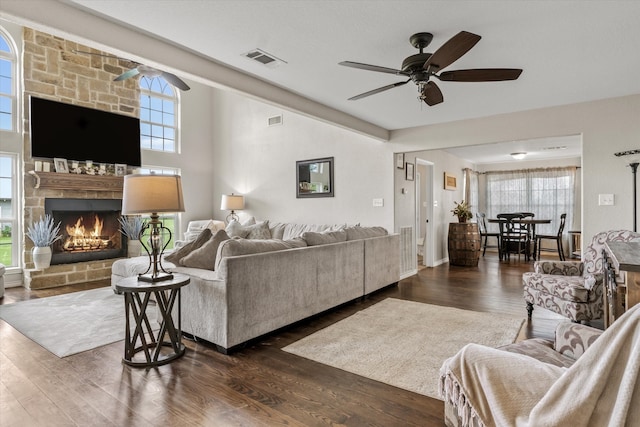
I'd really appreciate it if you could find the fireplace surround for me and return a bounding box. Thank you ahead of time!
[45,198,126,265]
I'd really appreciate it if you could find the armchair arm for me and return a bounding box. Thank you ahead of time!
[554,322,602,361]
[534,261,584,276]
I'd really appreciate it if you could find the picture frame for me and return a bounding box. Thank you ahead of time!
[53,158,69,173]
[444,172,457,190]
[115,164,127,176]
[396,153,405,169]
[405,162,414,181]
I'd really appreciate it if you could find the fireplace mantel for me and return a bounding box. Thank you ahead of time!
[29,171,124,192]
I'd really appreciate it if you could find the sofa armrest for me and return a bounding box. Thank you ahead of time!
[534,261,584,276]
[554,322,602,360]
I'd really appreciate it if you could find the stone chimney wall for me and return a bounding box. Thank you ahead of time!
[22,28,140,289]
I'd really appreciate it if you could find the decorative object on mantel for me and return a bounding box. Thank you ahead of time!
[26,214,62,270]
[118,216,147,257]
[220,193,245,223]
[122,174,185,282]
[614,149,640,232]
[451,200,472,223]
[53,158,69,173]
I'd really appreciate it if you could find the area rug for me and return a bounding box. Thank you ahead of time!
[283,298,524,400]
[0,287,156,358]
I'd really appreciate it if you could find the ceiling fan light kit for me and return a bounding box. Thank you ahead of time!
[510,152,527,160]
[340,31,522,106]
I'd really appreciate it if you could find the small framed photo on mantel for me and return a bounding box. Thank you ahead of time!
[53,158,69,173]
[115,164,127,176]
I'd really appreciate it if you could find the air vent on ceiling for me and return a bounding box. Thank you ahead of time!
[268,115,283,126]
[542,146,568,151]
[243,48,287,68]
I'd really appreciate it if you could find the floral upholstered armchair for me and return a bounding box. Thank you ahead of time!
[522,230,640,323]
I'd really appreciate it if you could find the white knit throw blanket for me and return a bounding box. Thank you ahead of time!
[440,303,640,426]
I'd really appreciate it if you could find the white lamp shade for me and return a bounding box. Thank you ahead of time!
[122,174,185,214]
[220,194,245,211]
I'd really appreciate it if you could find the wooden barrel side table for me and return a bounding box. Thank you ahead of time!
[448,222,481,267]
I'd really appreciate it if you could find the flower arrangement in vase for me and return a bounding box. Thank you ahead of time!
[451,200,473,223]
[26,214,62,269]
[118,216,148,257]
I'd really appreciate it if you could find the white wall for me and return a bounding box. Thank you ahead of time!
[210,88,394,230]
[390,95,640,244]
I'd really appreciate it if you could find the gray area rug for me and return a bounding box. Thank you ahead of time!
[0,287,156,358]
[283,298,524,400]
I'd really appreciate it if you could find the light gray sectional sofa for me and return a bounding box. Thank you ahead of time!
[111,220,400,353]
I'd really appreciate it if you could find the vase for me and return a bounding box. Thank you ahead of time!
[458,216,467,223]
[127,239,142,258]
[32,246,52,270]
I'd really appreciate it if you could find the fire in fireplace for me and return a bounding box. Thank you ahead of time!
[45,198,127,265]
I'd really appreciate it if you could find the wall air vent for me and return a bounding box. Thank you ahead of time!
[268,115,283,126]
[243,48,287,68]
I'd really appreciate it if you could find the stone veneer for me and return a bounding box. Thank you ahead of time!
[22,28,140,289]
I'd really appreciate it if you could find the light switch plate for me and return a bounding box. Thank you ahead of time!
[598,194,614,206]
[372,198,384,207]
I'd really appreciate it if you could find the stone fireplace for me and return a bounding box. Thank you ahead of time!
[45,198,126,265]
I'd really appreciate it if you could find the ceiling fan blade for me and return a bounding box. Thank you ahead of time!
[339,61,409,76]
[114,68,140,81]
[348,79,411,101]
[161,71,191,91]
[422,81,443,106]
[423,31,481,71]
[437,68,523,82]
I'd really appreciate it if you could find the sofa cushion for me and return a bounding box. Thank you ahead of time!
[225,219,270,239]
[180,230,230,270]
[215,238,307,269]
[302,230,347,246]
[279,223,347,240]
[165,228,212,265]
[500,338,576,368]
[523,273,593,302]
[345,226,388,240]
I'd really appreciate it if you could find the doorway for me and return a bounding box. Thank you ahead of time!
[415,159,434,267]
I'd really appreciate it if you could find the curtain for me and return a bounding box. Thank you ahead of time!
[485,167,576,235]
[464,168,479,219]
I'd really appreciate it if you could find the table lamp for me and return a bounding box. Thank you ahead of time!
[220,193,244,223]
[122,174,185,282]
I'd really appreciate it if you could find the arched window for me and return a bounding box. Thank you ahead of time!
[139,76,178,152]
[0,29,16,131]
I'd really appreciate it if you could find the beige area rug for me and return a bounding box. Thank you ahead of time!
[283,298,524,400]
[0,287,156,358]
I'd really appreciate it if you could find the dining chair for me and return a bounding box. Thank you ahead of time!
[497,213,530,261]
[536,213,567,260]
[476,213,501,256]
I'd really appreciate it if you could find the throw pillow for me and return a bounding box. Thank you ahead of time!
[226,220,271,239]
[165,228,212,265]
[302,229,348,246]
[180,230,230,270]
[225,220,250,238]
[345,226,388,240]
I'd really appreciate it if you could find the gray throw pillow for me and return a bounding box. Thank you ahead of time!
[226,220,271,239]
[302,229,348,246]
[180,230,230,270]
[165,228,212,265]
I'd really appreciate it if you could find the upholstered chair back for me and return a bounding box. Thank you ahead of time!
[582,230,640,275]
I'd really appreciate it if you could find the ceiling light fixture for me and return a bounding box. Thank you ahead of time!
[510,152,527,160]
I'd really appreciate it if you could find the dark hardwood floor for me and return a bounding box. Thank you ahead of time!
[1,253,570,426]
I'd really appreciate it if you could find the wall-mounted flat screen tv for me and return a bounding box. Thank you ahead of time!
[30,96,142,166]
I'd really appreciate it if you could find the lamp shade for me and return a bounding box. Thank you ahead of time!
[122,174,185,214]
[220,194,245,211]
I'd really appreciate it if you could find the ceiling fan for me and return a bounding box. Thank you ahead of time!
[72,50,190,91]
[339,31,522,106]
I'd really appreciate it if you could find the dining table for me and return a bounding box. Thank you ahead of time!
[488,217,552,260]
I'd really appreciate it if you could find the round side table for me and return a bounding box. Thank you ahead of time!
[115,273,190,368]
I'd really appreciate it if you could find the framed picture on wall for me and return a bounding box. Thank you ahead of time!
[405,162,415,181]
[396,153,405,169]
[444,172,457,190]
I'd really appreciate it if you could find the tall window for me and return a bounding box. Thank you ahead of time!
[139,76,178,152]
[0,31,15,131]
[137,166,182,249]
[485,167,576,235]
[0,154,17,267]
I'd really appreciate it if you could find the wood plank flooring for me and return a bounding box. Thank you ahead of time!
[0,254,572,426]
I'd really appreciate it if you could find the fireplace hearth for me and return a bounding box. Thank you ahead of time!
[45,198,126,265]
